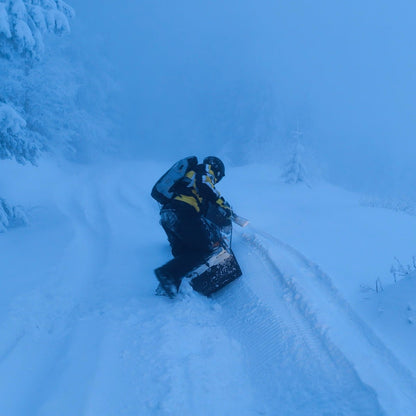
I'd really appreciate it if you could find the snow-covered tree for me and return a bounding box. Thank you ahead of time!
[0,0,74,231]
[282,125,309,185]
[0,0,74,165]
[0,0,74,61]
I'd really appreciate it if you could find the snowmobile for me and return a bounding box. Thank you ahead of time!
[151,156,248,297]
[154,212,247,297]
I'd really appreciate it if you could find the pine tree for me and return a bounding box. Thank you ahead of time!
[0,0,74,164]
[282,124,308,185]
[0,0,74,231]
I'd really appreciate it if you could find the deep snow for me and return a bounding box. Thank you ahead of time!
[1,159,416,415]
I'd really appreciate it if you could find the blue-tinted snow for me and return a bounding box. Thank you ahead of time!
[1,160,416,415]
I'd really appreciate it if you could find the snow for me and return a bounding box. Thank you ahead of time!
[1,1,74,60]
[0,197,27,232]
[1,159,416,415]
[0,3,11,38]
[0,103,26,135]
[28,5,48,34]
[0,103,38,164]
[3,1,416,414]
[10,0,27,21]
[45,9,70,34]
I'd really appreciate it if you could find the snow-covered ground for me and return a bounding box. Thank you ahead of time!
[1,159,416,415]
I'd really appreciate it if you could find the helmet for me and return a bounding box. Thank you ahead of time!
[203,156,225,182]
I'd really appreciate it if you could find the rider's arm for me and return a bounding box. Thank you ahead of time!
[197,168,232,218]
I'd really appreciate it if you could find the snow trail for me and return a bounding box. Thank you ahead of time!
[1,163,414,415]
[240,227,416,415]
[215,238,385,416]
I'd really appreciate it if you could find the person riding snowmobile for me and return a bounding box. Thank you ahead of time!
[156,156,233,295]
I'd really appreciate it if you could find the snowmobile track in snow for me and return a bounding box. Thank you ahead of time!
[212,232,384,415]
[237,228,416,416]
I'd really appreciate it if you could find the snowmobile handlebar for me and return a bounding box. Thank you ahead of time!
[232,213,249,228]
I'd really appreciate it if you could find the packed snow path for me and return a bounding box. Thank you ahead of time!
[0,162,415,415]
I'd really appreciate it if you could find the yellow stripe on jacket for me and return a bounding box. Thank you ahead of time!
[173,167,228,214]
[174,170,202,212]
[174,194,200,212]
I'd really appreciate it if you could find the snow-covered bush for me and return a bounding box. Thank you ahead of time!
[360,196,416,217]
[390,257,416,283]
[0,197,27,232]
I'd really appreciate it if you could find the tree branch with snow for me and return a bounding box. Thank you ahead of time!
[0,0,74,60]
[0,102,39,164]
[0,197,27,232]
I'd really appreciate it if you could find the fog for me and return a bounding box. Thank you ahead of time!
[70,0,416,197]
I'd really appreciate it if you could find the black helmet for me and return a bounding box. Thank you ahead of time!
[203,156,225,182]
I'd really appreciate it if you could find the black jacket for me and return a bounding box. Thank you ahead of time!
[170,163,232,220]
